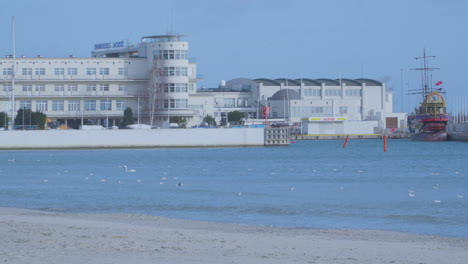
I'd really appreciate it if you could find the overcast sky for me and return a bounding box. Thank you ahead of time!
[1,0,467,113]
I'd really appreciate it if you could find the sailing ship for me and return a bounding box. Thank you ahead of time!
[407,50,449,141]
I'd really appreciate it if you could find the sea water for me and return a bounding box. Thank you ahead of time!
[0,139,467,238]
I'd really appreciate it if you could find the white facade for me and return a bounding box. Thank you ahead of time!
[1,34,405,133]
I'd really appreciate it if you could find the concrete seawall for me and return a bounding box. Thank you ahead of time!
[0,128,265,150]
[448,123,468,142]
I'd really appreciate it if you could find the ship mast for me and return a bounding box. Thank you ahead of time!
[413,49,439,99]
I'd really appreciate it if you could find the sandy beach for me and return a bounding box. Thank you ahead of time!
[1,207,467,264]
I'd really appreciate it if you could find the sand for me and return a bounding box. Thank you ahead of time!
[1,207,467,264]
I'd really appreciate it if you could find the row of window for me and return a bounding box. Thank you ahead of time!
[155,50,188,60]
[161,99,188,109]
[19,99,128,112]
[3,84,129,92]
[304,89,363,97]
[290,105,362,116]
[2,67,129,76]
[162,83,188,93]
[159,67,188,77]
[219,98,250,107]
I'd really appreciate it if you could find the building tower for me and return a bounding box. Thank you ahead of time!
[138,35,196,127]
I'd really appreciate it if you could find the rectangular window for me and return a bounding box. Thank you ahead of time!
[175,83,187,92]
[306,89,321,96]
[175,99,187,109]
[67,84,78,91]
[36,100,48,111]
[84,100,96,111]
[35,84,45,92]
[224,98,235,107]
[161,67,188,77]
[118,84,128,91]
[345,89,362,96]
[3,84,12,91]
[19,100,32,109]
[170,99,175,109]
[86,84,96,91]
[100,99,112,111]
[54,84,65,92]
[67,68,78,75]
[22,84,32,92]
[116,99,128,110]
[86,68,96,75]
[3,68,13,75]
[99,68,109,75]
[156,50,187,60]
[52,100,64,111]
[35,68,45,75]
[340,106,348,114]
[99,84,109,91]
[237,98,248,107]
[118,68,128,75]
[54,68,64,75]
[68,100,80,111]
[325,89,341,96]
[22,68,32,75]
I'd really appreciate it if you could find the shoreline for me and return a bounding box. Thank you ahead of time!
[1,207,467,264]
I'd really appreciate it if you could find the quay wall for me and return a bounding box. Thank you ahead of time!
[0,128,265,149]
[448,123,468,142]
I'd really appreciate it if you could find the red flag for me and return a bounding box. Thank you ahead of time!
[435,81,443,86]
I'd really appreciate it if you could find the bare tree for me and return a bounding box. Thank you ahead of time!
[146,56,167,126]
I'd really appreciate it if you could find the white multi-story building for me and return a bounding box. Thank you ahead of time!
[1,34,197,129]
[0,34,405,133]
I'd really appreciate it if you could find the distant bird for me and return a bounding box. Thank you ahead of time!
[7,158,15,162]
[123,165,136,173]
[434,200,441,204]
[408,191,416,198]
[289,187,295,191]
[159,182,164,185]
[176,183,183,187]
[235,192,242,196]
[457,194,464,199]
[433,184,440,190]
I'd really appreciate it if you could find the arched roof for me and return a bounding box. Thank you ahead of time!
[315,79,340,85]
[253,78,280,86]
[355,78,382,86]
[339,78,362,86]
[298,78,322,86]
[270,89,301,100]
[275,78,301,86]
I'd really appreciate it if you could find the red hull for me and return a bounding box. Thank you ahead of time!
[411,132,447,141]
